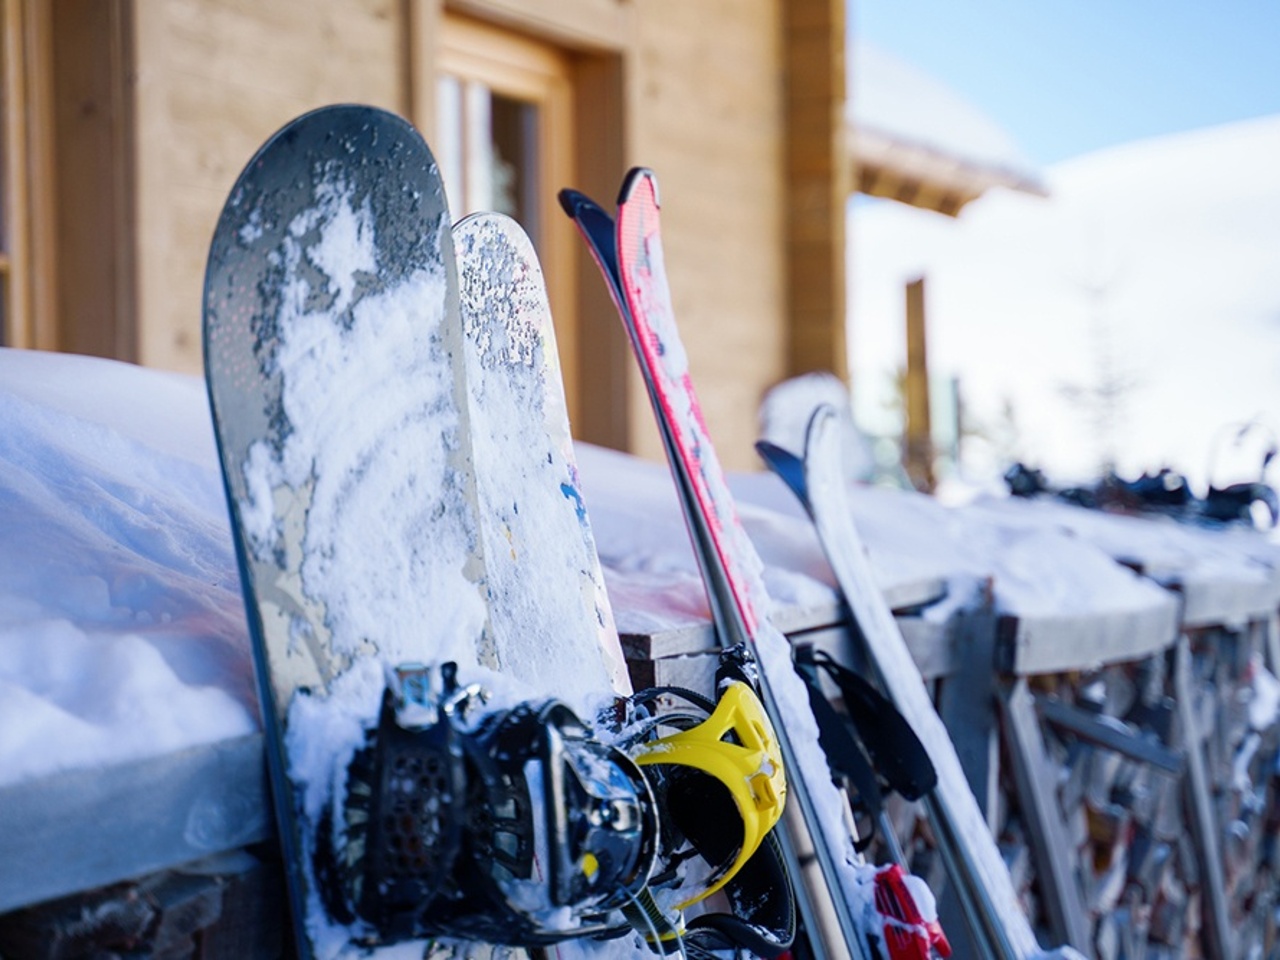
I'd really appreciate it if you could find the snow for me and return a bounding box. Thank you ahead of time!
[3,342,1279,960]
[730,460,1173,626]
[577,443,840,637]
[968,494,1280,605]
[850,39,1038,181]
[0,348,256,788]
[232,181,490,674]
[4,345,1270,790]
[850,113,1280,492]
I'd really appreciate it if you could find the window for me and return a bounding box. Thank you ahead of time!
[436,13,580,420]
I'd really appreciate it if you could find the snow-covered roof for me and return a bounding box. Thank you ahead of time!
[849,40,1046,215]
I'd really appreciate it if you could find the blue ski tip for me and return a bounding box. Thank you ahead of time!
[755,440,812,515]
[557,188,596,218]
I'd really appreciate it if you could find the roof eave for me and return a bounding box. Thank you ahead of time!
[850,123,1048,217]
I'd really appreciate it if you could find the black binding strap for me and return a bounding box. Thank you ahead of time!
[683,830,796,958]
[795,651,884,852]
[795,645,937,839]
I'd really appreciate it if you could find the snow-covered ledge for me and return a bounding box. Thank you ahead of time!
[0,349,942,912]
[4,347,1278,920]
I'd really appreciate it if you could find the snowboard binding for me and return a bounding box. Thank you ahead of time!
[316,662,659,946]
[315,656,796,956]
[615,647,797,957]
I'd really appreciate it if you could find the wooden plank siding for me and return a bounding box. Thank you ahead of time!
[2,0,57,351]
[130,0,404,374]
[15,0,848,472]
[624,0,788,468]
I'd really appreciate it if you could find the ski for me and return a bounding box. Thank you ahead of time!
[757,406,1043,960]
[561,171,882,960]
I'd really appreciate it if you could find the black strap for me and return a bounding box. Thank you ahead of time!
[809,649,937,801]
[683,830,796,958]
[794,650,884,852]
[795,645,936,819]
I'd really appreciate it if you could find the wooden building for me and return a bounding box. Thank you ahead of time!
[0,0,850,470]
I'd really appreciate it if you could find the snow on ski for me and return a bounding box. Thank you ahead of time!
[758,406,1051,960]
[562,170,881,960]
[453,211,631,711]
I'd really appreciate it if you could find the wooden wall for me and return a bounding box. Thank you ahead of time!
[129,0,406,374]
[40,0,846,472]
[624,0,787,467]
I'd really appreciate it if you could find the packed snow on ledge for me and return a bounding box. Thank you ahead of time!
[2,346,1275,789]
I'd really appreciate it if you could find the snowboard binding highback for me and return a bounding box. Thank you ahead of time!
[315,661,659,946]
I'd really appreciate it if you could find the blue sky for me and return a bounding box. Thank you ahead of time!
[852,0,1280,165]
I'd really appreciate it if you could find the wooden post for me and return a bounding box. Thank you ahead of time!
[999,677,1093,953]
[904,276,934,491]
[1173,634,1234,960]
[783,0,849,380]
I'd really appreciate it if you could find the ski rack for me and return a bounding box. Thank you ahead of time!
[559,179,869,960]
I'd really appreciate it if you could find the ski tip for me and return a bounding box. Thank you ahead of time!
[617,167,659,208]
[557,188,591,219]
[755,440,811,511]
[754,438,800,468]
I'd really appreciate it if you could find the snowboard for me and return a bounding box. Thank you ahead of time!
[561,170,882,959]
[757,407,1043,960]
[204,106,645,959]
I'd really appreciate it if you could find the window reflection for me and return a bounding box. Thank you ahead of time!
[437,76,540,248]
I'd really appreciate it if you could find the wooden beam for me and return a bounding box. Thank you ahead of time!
[1173,634,1234,960]
[2,0,58,350]
[49,0,137,362]
[904,276,933,491]
[21,0,58,351]
[783,0,848,380]
[445,0,633,51]
[999,677,1093,953]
